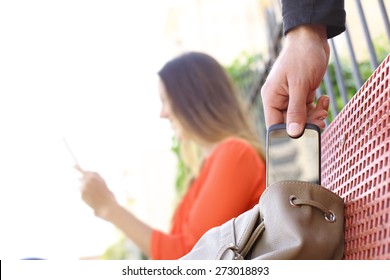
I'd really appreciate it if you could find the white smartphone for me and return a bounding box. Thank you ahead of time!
[266,123,321,187]
[62,137,80,166]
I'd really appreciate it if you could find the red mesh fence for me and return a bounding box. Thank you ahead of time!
[321,54,390,259]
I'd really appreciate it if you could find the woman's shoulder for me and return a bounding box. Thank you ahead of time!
[216,137,254,149]
[205,137,265,171]
[212,137,260,158]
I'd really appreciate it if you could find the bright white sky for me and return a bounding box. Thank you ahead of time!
[0,0,177,259]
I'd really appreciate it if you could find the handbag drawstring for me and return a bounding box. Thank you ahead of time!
[289,195,337,223]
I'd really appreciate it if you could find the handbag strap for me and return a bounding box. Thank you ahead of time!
[238,220,265,258]
[215,218,240,259]
[216,219,265,260]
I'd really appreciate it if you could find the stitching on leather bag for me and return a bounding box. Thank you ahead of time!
[259,181,344,206]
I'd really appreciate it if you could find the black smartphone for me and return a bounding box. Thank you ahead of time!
[266,123,321,187]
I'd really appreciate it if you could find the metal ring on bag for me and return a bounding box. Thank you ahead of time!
[289,195,300,207]
[324,210,337,223]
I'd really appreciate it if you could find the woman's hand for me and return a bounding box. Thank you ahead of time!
[75,165,153,256]
[75,165,118,220]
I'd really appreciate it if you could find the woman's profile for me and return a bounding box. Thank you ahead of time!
[77,52,268,259]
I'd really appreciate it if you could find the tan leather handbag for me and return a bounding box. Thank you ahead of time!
[181,181,344,260]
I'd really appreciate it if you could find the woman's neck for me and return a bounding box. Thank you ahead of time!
[201,141,219,158]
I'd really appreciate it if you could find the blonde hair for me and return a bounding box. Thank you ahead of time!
[158,52,265,186]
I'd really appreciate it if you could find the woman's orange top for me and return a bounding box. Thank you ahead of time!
[150,137,266,259]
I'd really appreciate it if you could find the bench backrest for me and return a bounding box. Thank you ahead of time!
[321,54,390,259]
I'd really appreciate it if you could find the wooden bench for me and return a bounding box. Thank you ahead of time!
[321,54,390,259]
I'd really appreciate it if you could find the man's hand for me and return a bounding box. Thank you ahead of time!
[261,24,330,136]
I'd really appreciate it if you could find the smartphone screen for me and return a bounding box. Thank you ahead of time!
[266,123,321,186]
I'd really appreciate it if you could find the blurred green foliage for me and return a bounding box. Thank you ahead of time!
[171,136,191,196]
[321,36,389,120]
[101,237,127,260]
[225,52,264,100]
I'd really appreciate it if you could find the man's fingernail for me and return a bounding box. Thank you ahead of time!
[287,123,302,137]
[323,97,330,108]
[319,115,327,121]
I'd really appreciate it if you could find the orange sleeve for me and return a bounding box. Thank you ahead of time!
[150,139,266,259]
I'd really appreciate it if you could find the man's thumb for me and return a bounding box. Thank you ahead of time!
[286,88,307,137]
